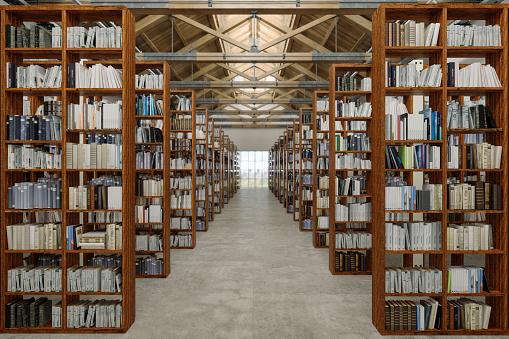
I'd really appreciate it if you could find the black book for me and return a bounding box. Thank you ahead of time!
[67,63,75,88]
[478,105,486,129]
[6,25,13,48]
[434,304,442,329]
[485,106,497,128]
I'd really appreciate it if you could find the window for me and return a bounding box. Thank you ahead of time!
[240,151,268,188]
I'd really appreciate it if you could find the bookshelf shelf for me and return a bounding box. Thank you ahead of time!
[293,117,300,222]
[298,108,313,232]
[328,64,373,275]
[196,108,209,232]
[373,3,509,335]
[0,5,136,333]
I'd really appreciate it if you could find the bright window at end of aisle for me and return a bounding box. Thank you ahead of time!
[240,151,268,188]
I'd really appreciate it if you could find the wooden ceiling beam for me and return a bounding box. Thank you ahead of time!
[258,15,334,51]
[175,15,251,51]
[259,16,330,53]
[215,63,253,80]
[321,16,339,46]
[349,33,367,52]
[256,63,293,80]
[141,33,161,52]
[343,15,372,35]
[136,15,168,36]
[179,16,248,53]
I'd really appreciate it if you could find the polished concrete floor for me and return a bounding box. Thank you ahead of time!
[2,188,505,339]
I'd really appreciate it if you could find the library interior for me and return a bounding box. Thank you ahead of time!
[1,0,509,337]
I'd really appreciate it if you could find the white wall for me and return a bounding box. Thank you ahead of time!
[222,128,286,151]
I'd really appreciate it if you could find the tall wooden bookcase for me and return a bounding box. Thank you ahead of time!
[168,90,196,249]
[327,64,373,275]
[213,127,222,214]
[196,108,208,232]
[207,118,215,222]
[234,145,239,192]
[228,140,234,200]
[221,133,229,205]
[293,118,300,222]
[372,3,509,334]
[0,5,135,332]
[286,126,294,214]
[278,135,285,204]
[269,144,276,195]
[134,61,171,278]
[313,90,330,248]
[299,108,313,231]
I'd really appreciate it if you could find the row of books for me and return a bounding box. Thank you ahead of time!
[334,250,366,272]
[136,94,163,116]
[7,265,62,292]
[335,201,372,221]
[447,266,489,294]
[170,157,192,170]
[316,98,329,112]
[318,175,329,189]
[385,184,442,210]
[68,100,122,130]
[170,137,192,150]
[385,221,442,251]
[6,114,62,141]
[66,142,122,169]
[335,101,372,118]
[136,177,163,196]
[170,191,192,209]
[335,231,372,249]
[170,234,192,247]
[135,255,164,275]
[360,78,371,91]
[447,298,491,330]
[67,63,122,88]
[386,145,441,170]
[135,126,163,143]
[6,64,62,89]
[316,231,329,246]
[335,75,356,91]
[170,217,192,230]
[8,178,62,210]
[24,99,63,116]
[174,97,193,111]
[385,21,440,47]
[5,24,53,48]
[447,24,501,47]
[136,150,163,169]
[316,140,329,156]
[66,299,122,328]
[447,143,502,169]
[135,234,163,252]
[67,265,122,293]
[447,102,497,130]
[171,116,193,130]
[385,298,441,331]
[316,157,329,169]
[315,192,329,209]
[335,133,371,152]
[135,74,164,89]
[385,266,442,294]
[79,227,122,250]
[335,153,372,169]
[135,205,162,223]
[385,63,442,88]
[301,125,313,139]
[447,223,494,251]
[88,211,122,223]
[6,223,61,250]
[7,145,62,170]
[447,62,501,87]
[384,103,442,140]
[448,182,502,210]
[334,175,366,196]
[67,26,122,48]
[68,185,122,210]
[5,297,52,328]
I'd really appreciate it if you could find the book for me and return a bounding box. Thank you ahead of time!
[447,62,501,87]
[385,62,442,87]
[447,24,501,47]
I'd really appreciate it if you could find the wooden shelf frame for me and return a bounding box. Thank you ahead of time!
[293,118,300,222]
[328,64,373,276]
[299,108,314,232]
[207,118,215,222]
[312,90,330,248]
[372,3,509,335]
[0,5,135,333]
[213,126,223,214]
[133,61,171,279]
[168,90,197,249]
[285,125,295,214]
[196,108,209,232]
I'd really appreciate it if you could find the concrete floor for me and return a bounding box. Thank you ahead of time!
[2,188,508,339]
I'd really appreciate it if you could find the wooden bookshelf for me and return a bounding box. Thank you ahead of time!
[313,90,330,248]
[221,133,229,205]
[299,108,313,232]
[328,64,373,276]
[0,5,135,333]
[213,127,222,214]
[293,118,300,222]
[278,135,285,204]
[169,90,196,249]
[269,144,275,195]
[207,118,215,222]
[234,145,239,192]
[134,61,171,279]
[372,3,509,334]
[228,140,235,200]
[196,108,208,232]
[285,126,294,214]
